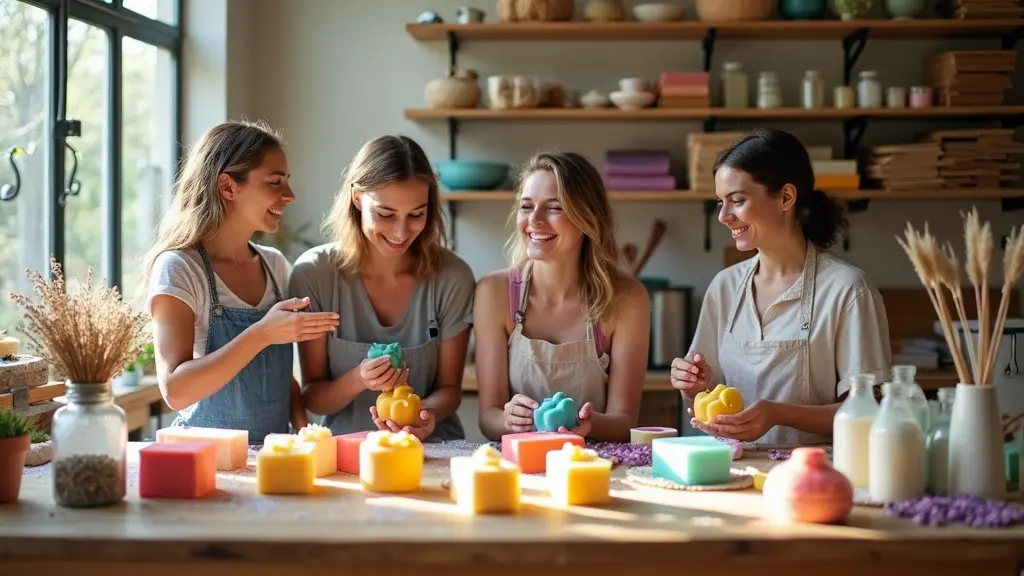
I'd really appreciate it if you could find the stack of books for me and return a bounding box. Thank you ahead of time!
[604,150,676,191]
[923,128,1024,188]
[686,132,745,192]
[939,0,1024,19]
[925,50,1017,106]
[809,146,861,191]
[657,72,710,108]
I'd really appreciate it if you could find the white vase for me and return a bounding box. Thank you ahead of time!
[947,383,1006,499]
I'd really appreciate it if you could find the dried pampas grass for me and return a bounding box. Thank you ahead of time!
[896,208,1024,386]
[8,258,149,384]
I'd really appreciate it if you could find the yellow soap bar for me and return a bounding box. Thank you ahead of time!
[375,384,422,428]
[693,384,744,423]
[257,436,315,495]
[360,430,423,493]
[545,442,612,507]
[298,424,338,478]
[0,333,18,357]
[450,445,520,515]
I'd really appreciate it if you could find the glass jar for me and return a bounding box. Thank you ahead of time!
[868,382,926,503]
[891,364,930,433]
[757,71,782,109]
[910,86,933,108]
[512,75,540,108]
[51,381,127,507]
[886,86,907,108]
[801,70,824,109]
[487,75,514,109]
[721,62,749,109]
[857,70,882,108]
[925,387,955,495]
[832,373,879,490]
[833,85,855,109]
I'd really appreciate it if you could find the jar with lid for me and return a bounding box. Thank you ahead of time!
[910,86,933,108]
[857,70,882,108]
[721,62,749,109]
[891,364,930,433]
[51,381,128,507]
[801,70,824,109]
[832,373,879,490]
[925,387,955,495]
[757,71,782,109]
[833,85,855,109]
[868,382,926,503]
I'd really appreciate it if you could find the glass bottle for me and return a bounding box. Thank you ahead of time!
[925,387,955,495]
[50,381,128,507]
[857,70,882,108]
[892,364,930,434]
[869,382,926,503]
[801,70,824,109]
[721,62,749,109]
[833,374,879,490]
[757,71,782,109]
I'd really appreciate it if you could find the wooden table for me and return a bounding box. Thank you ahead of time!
[2,442,1022,576]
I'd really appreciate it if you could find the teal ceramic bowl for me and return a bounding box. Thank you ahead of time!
[435,160,510,191]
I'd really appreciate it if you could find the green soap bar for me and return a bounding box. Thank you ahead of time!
[652,436,731,486]
[1005,442,1020,485]
[368,342,402,369]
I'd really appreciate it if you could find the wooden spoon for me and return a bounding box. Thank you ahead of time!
[622,243,638,267]
[631,220,667,277]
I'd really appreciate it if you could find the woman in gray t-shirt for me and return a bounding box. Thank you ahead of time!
[289,135,474,441]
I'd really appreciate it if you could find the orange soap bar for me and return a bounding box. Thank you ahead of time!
[501,432,585,474]
[336,431,371,475]
[139,441,217,499]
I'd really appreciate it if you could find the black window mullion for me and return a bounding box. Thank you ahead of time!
[69,0,178,50]
[106,29,122,290]
[48,0,71,277]
[173,0,184,170]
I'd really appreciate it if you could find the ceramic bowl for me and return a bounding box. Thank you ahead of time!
[619,77,650,93]
[610,90,656,110]
[580,90,610,108]
[435,160,510,191]
[633,3,686,21]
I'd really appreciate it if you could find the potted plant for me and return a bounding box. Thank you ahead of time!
[0,408,33,503]
[137,342,155,375]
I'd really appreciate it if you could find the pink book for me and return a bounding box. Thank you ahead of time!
[659,71,710,87]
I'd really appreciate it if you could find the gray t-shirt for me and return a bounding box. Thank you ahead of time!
[289,243,475,439]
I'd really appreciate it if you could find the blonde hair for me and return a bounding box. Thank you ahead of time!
[324,135,448,280]
[506,152,625,324]
[142,120,283,282]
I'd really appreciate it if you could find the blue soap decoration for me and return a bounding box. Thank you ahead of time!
[534,392,579,432]
[367,342,402,370]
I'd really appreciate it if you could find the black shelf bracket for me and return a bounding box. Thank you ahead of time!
[447,117,459,160]
[702,199,716,252]
[447,30,460,70]
[704,117,717,132]
[1002,27,1024,50]
[702,28,717,73]
[842,28,869,86]
[843,116,868,159]
[1002,197,1024,212]
[447,201,459,249]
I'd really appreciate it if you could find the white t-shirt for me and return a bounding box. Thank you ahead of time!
[147,244,292,358]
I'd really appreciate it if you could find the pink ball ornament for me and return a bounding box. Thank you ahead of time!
[762,447,854,524]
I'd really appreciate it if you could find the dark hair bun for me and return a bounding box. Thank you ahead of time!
[801,189,848,250]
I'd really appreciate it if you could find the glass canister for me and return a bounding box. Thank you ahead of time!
[891,364,930,434]
[487,75,514,109]
[512,75,540,108]
[51,381,128,507]
[925,387,955,495]
[910,86,933,108]
[886,86,907,108]
[857,70,882,108]
[721,62,749,109]
[757,71,782,109]
[832,373,879,490]
[801,70,825,109]
[833,85,855,109]
[868,382,926,503]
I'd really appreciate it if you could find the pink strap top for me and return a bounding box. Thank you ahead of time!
[508,268,610,357]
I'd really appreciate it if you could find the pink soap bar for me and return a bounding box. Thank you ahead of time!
[139,441,217,499]
[156,426,248,471]
[501,432,585,474]
[336,431,371,474]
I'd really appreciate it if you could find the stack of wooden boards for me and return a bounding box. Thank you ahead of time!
[658,72,709,109]
[925,50,1016,106]
[687,132,745,191]
[938,0,1024,19]
[0,334,62,431]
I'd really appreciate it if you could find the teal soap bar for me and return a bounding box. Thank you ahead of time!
[367,342,402,370]
[534,392,579,432]
[652,436,731,486]
[1005,442,1020,485]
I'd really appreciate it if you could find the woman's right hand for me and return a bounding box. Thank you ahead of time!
[670,352,712,396]
[503,393,539,433]
[256,297,339,345]
[358,356,403,392]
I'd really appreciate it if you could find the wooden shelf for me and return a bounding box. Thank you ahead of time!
[441,188,1024,202]
[407,19,1023,42]
[406,106,1024,121]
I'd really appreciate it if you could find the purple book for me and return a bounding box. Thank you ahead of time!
[605,175,677,190]
[605,150,672,176]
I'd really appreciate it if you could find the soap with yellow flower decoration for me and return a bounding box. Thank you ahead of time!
[450,444,521,515]
[693,384,745,423]
[297,423,338,477]
[545,442,613,507]
[256,435,316,495]
[359,430,424,493]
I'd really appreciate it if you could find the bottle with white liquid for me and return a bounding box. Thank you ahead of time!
[892,365,931,434]
[925,387,955,495]
[833,374,879,490]
[869,382,926,503]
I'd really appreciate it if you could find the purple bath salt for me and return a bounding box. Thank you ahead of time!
[585,441,652,467]
[884,494,1024,528]
[769,449,790,461]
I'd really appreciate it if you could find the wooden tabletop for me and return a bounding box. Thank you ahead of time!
[1,442,1022,575]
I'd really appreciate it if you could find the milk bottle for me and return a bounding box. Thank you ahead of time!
[833,373,879,490]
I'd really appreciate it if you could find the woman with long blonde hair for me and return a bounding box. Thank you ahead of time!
[290,135,474,441]
[145,120,339,441]
[473,152,650,442]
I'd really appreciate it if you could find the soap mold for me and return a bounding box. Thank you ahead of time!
[368,342,402,370]
[534,392,579,432]
[693,384,745,423]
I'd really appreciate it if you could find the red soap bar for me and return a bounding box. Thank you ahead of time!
[336,431,371,475]
[139,441,217,499]
[501,432,585,474]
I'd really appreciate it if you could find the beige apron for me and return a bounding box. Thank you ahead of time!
[507,267,610,414]
[718,244,829,447]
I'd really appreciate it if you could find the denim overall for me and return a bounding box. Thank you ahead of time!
[171,242,292,442]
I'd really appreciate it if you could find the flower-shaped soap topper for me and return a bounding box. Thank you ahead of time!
[534,391,579,432]
[368,342,402,370]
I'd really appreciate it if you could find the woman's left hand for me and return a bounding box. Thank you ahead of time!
[370,407,436,441]
[689,399,777,443]
[558,401,593,438]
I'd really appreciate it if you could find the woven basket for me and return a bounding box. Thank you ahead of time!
[695,0,774,21]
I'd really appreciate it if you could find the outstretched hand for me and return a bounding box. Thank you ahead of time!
[689,399,777,443]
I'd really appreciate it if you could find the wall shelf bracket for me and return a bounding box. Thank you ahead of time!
[447,30,460,69]
[704,117,717,132]
[1002,197,1024,212]
[446,200,459,249]
[1001,114,1024,130]
[447,117,459,160]
[842,28,869,86]
[702,28,718,73]
[846,199,870,214]
[843,116,868,159]
[1002,27,1024,50]
[702,199,716,252]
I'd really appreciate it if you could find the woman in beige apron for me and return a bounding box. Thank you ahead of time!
[473,152,651,442]
[669,129,891,447]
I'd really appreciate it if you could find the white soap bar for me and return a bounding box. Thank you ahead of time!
[156,426,249,471]
[0,334,18,357]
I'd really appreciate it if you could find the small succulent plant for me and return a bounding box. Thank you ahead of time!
[0,408,32,439]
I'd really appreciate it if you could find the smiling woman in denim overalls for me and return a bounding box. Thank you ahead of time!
[144,121,339,443]
[291,135,475,442]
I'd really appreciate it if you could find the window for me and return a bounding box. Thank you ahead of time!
[0,0,181,311]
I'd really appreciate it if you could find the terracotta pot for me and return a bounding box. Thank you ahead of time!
[0,434,30,503]
[696,0,773,21]
[762,447,854,524]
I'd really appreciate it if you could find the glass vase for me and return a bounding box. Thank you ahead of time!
[51,381,127,507]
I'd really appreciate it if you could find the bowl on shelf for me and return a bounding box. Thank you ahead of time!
[633,3,685,22]
[610,90,656,110]
[695,0,773,21]
[435,160,510,191]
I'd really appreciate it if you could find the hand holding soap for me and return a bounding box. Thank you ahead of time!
[693,384,744,423]
[360,430,423,493]
[534,392,578,432]
[368,342,402,370]
[375,384,422,427]
[450,444,520,514]
[545,442,613,507]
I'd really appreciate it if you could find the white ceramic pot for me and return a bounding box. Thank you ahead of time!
[947,383,1006,499]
